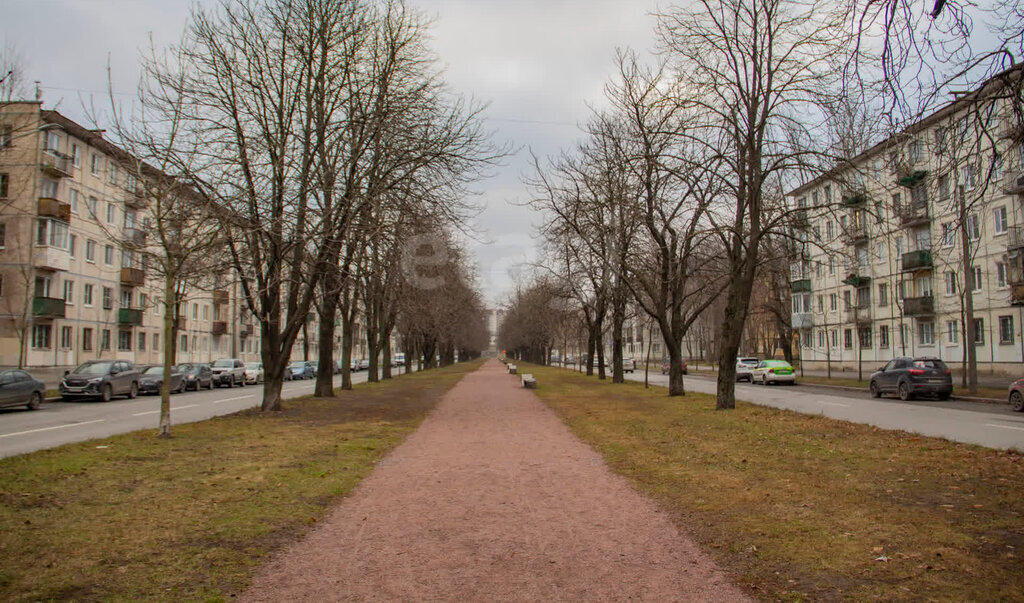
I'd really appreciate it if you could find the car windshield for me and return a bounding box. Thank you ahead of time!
[73,362,113,375]
[142,366,165,375]
[212,360,234,368]
[246,363,261,369]
[913,359,947,369]
[175,364,196,374]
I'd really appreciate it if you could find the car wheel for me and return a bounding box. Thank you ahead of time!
[207,379,214,390]
[27,392,42,410]
[1010,391,1024,412]
[128,382,138,399]
[898,381,914,401]
[177,381,186,394]
[101,384,113,403]
[870,381,881,398]
[761,374,768,386]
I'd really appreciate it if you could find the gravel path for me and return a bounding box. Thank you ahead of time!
[244,359,749,601]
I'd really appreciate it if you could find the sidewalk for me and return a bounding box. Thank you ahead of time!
[243,359,748,601]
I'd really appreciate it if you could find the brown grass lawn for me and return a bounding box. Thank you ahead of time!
[529,364,1024,601]
[0,360,481,602]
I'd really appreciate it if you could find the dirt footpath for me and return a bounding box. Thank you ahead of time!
[244,359,749,601]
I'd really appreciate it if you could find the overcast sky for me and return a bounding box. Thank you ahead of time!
[3,0,664,306]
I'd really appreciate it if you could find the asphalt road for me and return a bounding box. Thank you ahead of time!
[0,370,390,459]
[615,368,1024,451]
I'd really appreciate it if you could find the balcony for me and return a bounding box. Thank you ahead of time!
[41,150,73,178]
[1010,226,1024,252]
[32,296,66,319]
[845,222,868,243]
[34,246,70,272]
[843,274,871,287]
[1013,284,1024,306]
[792,313,814,329]
[1003,171,1024,195]
[211,321,228,336]
[897,168,928,188]
[37,197,71,222]
[791,209,810,229]
[120,267,145,287]
[790,279,811,293]
[212,289,229,305]
[841,189,868,206]
[174,316,186,331]
[124,188,148,210]
[901,249,933,272]
[896,201,929,227]
[239,324,254,338]
[844,304,871,324]
[118,308,144,326]
[903,295,935,316]
[123,227,146,246]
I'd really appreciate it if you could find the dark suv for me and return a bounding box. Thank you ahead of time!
[60,360,140,402]
[869,356,953,401]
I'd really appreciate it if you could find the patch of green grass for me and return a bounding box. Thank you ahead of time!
[528,364,1024,601]
[0,360,482,602]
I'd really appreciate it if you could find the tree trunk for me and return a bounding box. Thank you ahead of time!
[314,297,336,397]
[381,330,393,379]
[611,296,625,384]
[340,314,354,390]
[585,329,596,376]
[958,187,978,394]
[158,271,177,438]
[716,263,757,409]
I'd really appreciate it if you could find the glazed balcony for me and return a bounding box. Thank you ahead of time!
[120,267,145,287]
[903,295,935,316]
[1003,170,1024,195]
[41,150,73,178]
[844,303,871,324]
[37,197,71,222]
[118,308,144,326]
[124,227,146,246]
[1012,284,1024,305]
[32,296,66,319]
[845,222,868,244]
[212,289,229,305]
[841,188,868,206]
[901,249,933,272]
[1009,226,1024,252]
[239,324,254,338]
[124,187,148,210]
[211,321,227,336]
[843,274,871,287]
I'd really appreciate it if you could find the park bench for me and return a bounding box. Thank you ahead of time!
[508,364,517,375]
[521,374,537,389]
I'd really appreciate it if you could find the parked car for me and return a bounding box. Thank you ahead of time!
[392,353,406,368]
[622,358,636,373]
[244,362,264,385]
[334,360,345,374]
[211,358,246,388]
[138,365,186,395]
[60,360,140,402]
[359,359,370,371]
[0,368,46,410]
[752,359,796,385]
[1008,379,1024,412]
[660,360,688,375]
[350,359,361,372]
[176,363,214,391]
[870,357,952,401]
[735,357,759,382]
[286,361,315,380]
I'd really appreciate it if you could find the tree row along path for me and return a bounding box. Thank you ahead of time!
[244,359,748,601]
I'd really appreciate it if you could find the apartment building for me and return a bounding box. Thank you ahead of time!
[0,102,261,370]
[788,67,1024,374]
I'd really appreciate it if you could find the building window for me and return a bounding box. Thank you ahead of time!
[180,334,188,353]
[878,283,888,306]
[191,335,197,352]
[994,206,1008,234]
[910,184,928,206]
[962,163,979,189]
[153,333,159,353]
[69,234,76,258]
[938,173,950,199]
[192,303,198,319]
[944,271,957,296]
[71,143,80,167]
[879,325,889,348]
[82,328,93,351]
[0,222,5,248]
[120,289,133,308]
[830,293,837,311]
[967,213,980,241]
[104,245,114,266]
[0,124,11,147]
[817,295,824,313]
[106,203,116,224]
[101,329,111,351]
[88,196,98,218]
[997,262,1008,288]
[60,326,73,350]
[36,219,69,249]
[83,284,94,306]
[919,322,936,345]
[32,324,52,349]
[102,287,113,309]
[62,280,74,304]
[818,330,825,347]
[202,304,209,321]
[109,163,118,186]
[0,173,8,199]
[970,266,982,292]
[844,329,853,349]
[118,330,132,351]
[802,331,812,348]
[831,330,838,348]
[91,154,100,175]
[858,327,872,349]
[947,320,959,345]
[974,318,985,345]
[941,222,955,247]
[999,315,1014,344]
[138,332,146,352]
